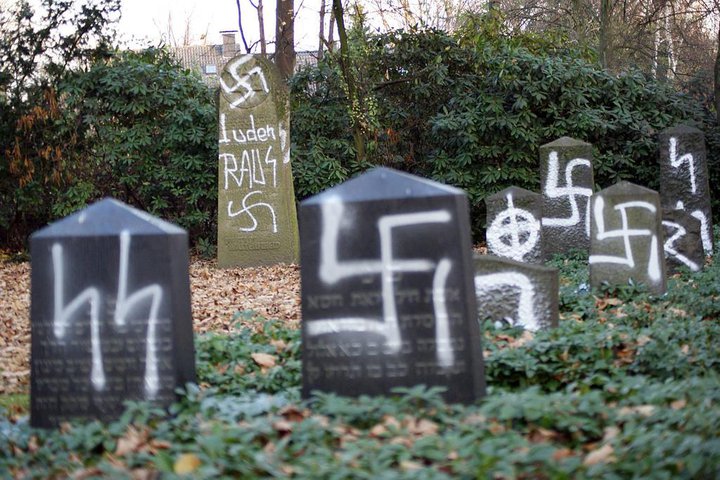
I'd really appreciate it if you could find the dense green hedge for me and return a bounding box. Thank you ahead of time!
[2,247,720,477]
[3,17,717,250]
[291,21,716,239]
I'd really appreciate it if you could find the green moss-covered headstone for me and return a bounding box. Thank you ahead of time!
[217,54,299,267]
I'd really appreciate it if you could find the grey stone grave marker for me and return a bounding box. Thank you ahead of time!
[658,125,713,256]
[539,137,594,259]
[30,199,196,428]
[299,167,486,403]
[474,255,559,330]
[485,186,543,264]
[663,209,704,273]
[217,54,299,267]
[589,181,667,295]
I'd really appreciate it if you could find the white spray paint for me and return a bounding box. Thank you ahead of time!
[227,191,278,233]
[474,272,539,331]
[486,193,540,262]
[307,196,456,368]
[690,210,712,255]
[542,152,593,237]
[51,230,165,398]
[662,220,700,271]
[589,196,662,282]
[220,56,269,108]
[669,137,696,194]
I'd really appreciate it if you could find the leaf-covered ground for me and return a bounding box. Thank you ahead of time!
[0,256,301,395]
[1,248,720,478]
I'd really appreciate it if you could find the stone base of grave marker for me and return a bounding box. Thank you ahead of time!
[473,254,559,330]
[30,199,196,428]
[485,186,544,264]
[300,167,486,404]
[589,181,667,295]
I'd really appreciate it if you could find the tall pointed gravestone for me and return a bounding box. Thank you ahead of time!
[589,181,667,295]
[217,54,299,267]
[485,186,543,264]
[658,125,713,258]
[30,199,196,428]
[299,167,486,403]
[539,137,594,259]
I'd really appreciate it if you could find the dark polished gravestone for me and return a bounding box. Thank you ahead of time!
[474,255,559,331]
[658,125,714,256]
[589,181,667,295]
[539,137,594,259]
[299,167,486,403]
[663,209,704,273]
[30,199,196,428]
[217,54,300,268]
[485,186,543,264]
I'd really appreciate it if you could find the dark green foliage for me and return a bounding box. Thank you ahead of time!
[58,48,218,244]
[291,19,711,239]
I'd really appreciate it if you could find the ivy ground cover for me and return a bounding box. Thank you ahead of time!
[1,249,719,479]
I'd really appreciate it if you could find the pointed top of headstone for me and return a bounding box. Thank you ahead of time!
[31,198,185,239]
[302,167,463,205]
[487,186,540,202]
[661,124,702,136]
[540,136,591,148]
[598,180,657,197]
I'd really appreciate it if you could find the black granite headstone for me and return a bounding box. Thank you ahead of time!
[474,255,558,330]
[658,125,713,256]
[662,209,704,273]
[485,186,543,264]
[30,199,196,428]
[589,181,667,295]
[539,137,594,259]
[299,167,486,403]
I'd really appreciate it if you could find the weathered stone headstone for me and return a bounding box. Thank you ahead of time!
[589,181,667,294]
[217,54,299,267]
[658,125,713,256]
[474,255,559,330]
[485,186,543,264]
[30,199,196,428]
[663,209,704,273]
[539,137,594,259]
[300,167,486,403]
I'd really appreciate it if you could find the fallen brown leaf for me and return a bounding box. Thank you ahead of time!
[251,352,277,369]
[174,453,202,474]
[583,444,616,466]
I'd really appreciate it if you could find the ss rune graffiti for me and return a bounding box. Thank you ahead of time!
[51,231,163,398]
[306,197,457,369]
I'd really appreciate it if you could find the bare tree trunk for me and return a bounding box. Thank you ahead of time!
[599,0,611,69]
[332,0,365,164]
[235,0,251,53]
[275,0,295,79]
[257,0,267,55]
[328,7,335,52]
[318,0,326,59]
[714,21,720,124]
